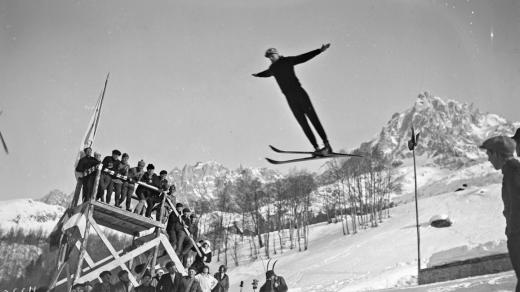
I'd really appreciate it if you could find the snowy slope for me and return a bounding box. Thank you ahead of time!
[217,182,508,292]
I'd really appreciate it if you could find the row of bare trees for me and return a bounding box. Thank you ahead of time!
[318,146,401,235]
[194,168,317,266]
[192,147,401,266]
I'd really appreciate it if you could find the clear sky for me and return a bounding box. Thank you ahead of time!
[0,0,519,200]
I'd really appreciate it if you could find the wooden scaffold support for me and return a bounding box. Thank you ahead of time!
[47,165,200,291]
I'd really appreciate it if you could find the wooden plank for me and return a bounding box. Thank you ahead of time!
[150,191,168,276]
[89,215,139,287]
[74,235,161,284]
[74,204,93,284]
[75,241,95,268]
[159,233,187,276]
[47,256,66,291]
[90,200,164,235]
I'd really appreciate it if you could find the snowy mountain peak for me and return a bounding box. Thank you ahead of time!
[368,92,518,167]
[168,162,281,202]
[37,189,71,208]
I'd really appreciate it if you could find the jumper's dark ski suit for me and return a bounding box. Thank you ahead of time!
[254,49,328,149]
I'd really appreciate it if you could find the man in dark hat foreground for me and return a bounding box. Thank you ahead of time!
[480,135,520,292]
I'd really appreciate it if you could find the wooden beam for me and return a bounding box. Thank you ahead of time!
[89,215,139,287]
[74,236,161,284]
[47,257,67,291]
[74,204,93,284]
[150,191,168,276]
[90,200,164,235]
[158,234,187,275]
[75,241,95,268]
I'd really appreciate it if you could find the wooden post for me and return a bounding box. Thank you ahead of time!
[74,204,93,286]
[150,191,168,276]
[47,247,67,292]
[72,165,101,285]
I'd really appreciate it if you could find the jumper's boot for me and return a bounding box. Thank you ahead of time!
[313,141,333,157]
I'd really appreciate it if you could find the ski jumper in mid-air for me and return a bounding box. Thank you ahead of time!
[253,44,332,156]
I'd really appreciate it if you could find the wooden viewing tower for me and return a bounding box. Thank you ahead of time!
[48,163,200,291]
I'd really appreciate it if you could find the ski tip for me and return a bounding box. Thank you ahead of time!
[265,157,279,164]
[268,145,279,152]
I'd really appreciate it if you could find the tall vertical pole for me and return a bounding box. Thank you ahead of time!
[413,148,421,276]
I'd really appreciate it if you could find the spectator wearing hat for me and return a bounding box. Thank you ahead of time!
[195,266,217,292]
[212,265,229,292]
[134,164,158,216]
[122,159,145,211]
[135,270,155,292]
[157,261,183,292]
[96,149,121,203]
[181,267,203,292]
[189,213,200,241]
[480,135,520,291]
[112,153,130,208]
[112,270,132,292]
[83,282,94,292]
[176,208,192,258]
[145,170,170,220]
[512,128,520,157]
[167,202,184,249]
[92,271,113,292]
[72,283,84,292]
[75,147,100,203]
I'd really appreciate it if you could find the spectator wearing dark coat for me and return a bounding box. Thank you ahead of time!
[167,203,184,249]
[113,153,130,208]
[136,271,156,292]
[156,261,183,292]
[134,164,160,216]
[211,265,229,292]
[259,270,288,292]
[92,271,113,292]
[96,149,121,203]
[112,270,132,292]
[190,240,212,274]
[177,208,195,265]
[181,267,203,292]
[147,170,171,220]
[123,160,145,211]
[75,147,99,202]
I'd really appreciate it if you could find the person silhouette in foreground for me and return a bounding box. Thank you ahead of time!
[480,136,520,292]
[512,128,520,157]
[252,44,332,156]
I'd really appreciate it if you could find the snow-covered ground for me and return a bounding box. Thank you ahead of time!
[378,271,516,291]
[218,183,509,292]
